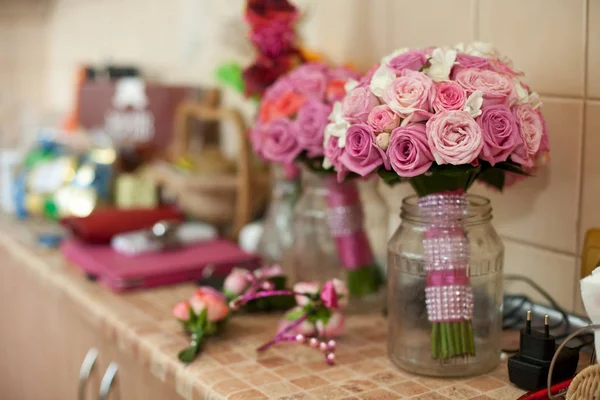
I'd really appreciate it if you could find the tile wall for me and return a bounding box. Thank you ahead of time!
[1,0,598,311]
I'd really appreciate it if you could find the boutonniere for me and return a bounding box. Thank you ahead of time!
[172,287,230,363]
[231,277,348,365]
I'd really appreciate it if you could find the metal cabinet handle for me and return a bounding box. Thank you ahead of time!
[78,347,99,400]
[98,362,119,400]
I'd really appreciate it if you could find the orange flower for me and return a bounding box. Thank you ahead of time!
[270,91,305,120]
[325,79,347,102]
[259,100,275,123]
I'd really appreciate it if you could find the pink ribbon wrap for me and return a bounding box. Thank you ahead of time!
[323,178,375,271]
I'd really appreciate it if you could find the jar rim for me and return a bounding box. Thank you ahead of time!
[400,194,492,224]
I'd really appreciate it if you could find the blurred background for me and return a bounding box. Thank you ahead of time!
[0,0,597,313]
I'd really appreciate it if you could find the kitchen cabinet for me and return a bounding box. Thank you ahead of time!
[0,246,179,400]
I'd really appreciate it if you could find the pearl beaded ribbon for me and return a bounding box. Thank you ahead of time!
[420,192,474,323]
[324,178,374,271]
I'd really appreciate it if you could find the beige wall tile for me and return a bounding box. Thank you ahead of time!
[589,0,600,98]
[503,239,577,310]
[479,0,586,97]
[471,97,583,254]
[385,0,475,52]
[580,101,600,241]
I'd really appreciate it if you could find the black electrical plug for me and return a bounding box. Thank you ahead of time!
[508,311,579,391]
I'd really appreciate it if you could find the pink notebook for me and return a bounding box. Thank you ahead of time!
[61,238,262,292]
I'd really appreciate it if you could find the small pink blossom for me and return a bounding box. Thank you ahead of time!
[367,105,400,133]
[190,287,229,322]
[223,268,251,296]
[293,282,320,307]
[316,312,345,338]
[172,301,191,321]
[432,81,467,112]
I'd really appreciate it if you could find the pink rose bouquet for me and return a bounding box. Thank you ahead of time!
[326,43,549,361]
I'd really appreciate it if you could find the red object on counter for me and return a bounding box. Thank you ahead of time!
[61,207,183,244]
[517,378,573,399]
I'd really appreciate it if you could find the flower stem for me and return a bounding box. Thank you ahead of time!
[431,323,439,359]
[257,312,310,352]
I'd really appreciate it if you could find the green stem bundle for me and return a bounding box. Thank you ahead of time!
[430,321,475,360]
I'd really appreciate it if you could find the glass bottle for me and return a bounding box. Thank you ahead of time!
[256,165,301,277]
[387,194,503,377]
[289,169,387,312]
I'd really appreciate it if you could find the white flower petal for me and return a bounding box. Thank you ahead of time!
[529,92,543,110]
[369,64,396,98]
[425,47,457,82]
[514,79,529,104]
[328,101,344,123]
[344,79,359,93]
[463,90,483,118]
[466,41,497,58]
[322,157,333,170]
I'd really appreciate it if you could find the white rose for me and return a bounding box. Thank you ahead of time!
[425,47,457,82]
[529,92,542,110]
[369,64,396,98]
[344,79,359,93]
[463,90,483,118]
[324,101,350,147]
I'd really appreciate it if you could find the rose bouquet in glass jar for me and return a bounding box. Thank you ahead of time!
[249,62,388,304]
[325,42,549,376]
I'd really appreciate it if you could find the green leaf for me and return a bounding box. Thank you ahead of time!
[495,161,531,176]
[178,346,198,363]
[308,306,332,324]
[215,63,244,93]
[478,167,505,191]
[269,276,287,290]
[419,58,432,72]
[347,265,383,297]
[377,169,403,186]
[409,164,481,196]
[204,321,218,336]
[285,309,306,321]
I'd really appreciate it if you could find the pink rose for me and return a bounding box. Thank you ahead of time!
[341,86,380,123]
[324,136,349,181]
[295,100,332,157]
[256,264,283,278]
[455,68,516,107]
[293,282,320,307]
[383,70,433,117]
[190,287,229,322]
[451,54,492,78]
[387,50,427,73]
[172,301,191,321]
[367,105,400,133]
[261,118,302,164]
[426,110,484,165]
[316,312,345,338]
[278,307,317,336]
[536,109,550,157]
[263,78,294,103]
[388,124,434,177]
[432,81,467,112]
[477,105,519,166]
[223,268,250,296]
[331,279,348,309]
[339,124,389,176]
[510,104,544,168]
[288,68,327,100]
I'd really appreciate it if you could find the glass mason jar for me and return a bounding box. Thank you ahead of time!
[256,165,301,277]
[387,194,503,377]
[289,169,387,312]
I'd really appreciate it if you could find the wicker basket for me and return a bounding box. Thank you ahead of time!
[148,99,269,240]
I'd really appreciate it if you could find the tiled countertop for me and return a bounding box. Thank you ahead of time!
[0,217,527,400]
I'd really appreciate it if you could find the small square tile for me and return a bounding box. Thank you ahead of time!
[278,394,315,400]
[437,384,481,399]
[261,381,302,397]
[258,356,291,369]
[411,393,449,400]
[415,377,455,390]
[390,381,429,397]
[359,346,387,358]
[230,362,269,377]
[359,388,401,400]
[211,351,247,365]
[346,360,385,375]
[336,352,367,365]
[369,371,409,386]
[274,365,311,379]
[198,368,235,386]
[228,389,269,400]
[310,384,353,400]
[244,371,281,387]
[487,386,526,400]
[340,379,379,394]
[291,375,329,390]
[213,378,251,396]
[302,360,335,372]
[321,367,360,383]
[464,376,505,392]
[469,396,494,400]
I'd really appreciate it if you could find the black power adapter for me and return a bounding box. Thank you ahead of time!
[508,311,579,391]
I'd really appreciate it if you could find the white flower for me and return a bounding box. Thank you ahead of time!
[328,101,344,123]
[322,157,333,170]
[425,47,457,82]
[529,92,543,110]
[381,47,409,66]
[324,101,350,147]
[369,64,396,98]
[514,79,529,104]
[463,90,483,118]
[465,42,498,58]
[344,79,359,93]
[454,42,466,53]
